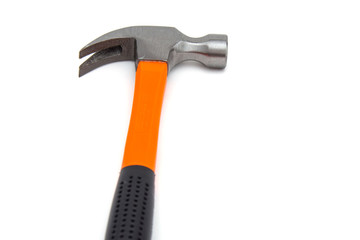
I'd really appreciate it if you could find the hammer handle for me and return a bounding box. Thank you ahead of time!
[105,61,168,240]
[122,61,168,172]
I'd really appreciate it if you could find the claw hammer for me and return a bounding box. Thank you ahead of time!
[79,26,228,240]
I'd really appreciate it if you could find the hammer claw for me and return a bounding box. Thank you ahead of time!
[79,46,133,77]
[79,37,136,77]
[79,38,135,58]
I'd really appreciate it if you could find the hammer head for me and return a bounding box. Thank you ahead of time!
[79,26,228,77]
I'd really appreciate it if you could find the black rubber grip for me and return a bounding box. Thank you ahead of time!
[105,165,155,240]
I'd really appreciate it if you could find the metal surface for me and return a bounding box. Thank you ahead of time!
[79,26,227,76]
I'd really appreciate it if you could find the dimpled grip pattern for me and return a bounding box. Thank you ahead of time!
[105,166,155,240]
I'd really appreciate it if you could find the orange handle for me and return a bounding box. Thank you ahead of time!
[121,61,168,172]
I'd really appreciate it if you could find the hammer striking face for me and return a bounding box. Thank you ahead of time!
[79,26,228,240]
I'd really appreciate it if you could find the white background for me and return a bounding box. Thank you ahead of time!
[0,0,359,239]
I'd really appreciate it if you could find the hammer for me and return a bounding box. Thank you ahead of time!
[79,26,228,240]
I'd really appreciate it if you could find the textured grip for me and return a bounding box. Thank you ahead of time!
[105,166,155,240]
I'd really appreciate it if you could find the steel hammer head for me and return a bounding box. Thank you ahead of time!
[79,26,228,77]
